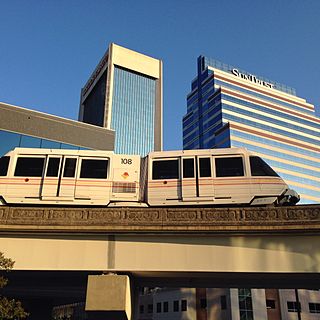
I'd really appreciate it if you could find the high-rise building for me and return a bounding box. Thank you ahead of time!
[79,43,163,156]
[183,56,320,204]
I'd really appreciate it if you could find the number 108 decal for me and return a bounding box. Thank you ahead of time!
[121,158,132,165]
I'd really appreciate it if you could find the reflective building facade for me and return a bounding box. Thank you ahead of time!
[183,56,320,204]
[79,43,163,156]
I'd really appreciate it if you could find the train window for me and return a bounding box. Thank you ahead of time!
[215,157,244,177]
[0,156,10,176]
[14,157,45,177]
[80,159,108,179]
[183,158,194,178]
[199,158,211,177]
[63,158,77,178]
[152,160,179,180]
[250,156,279,177]
[46,158,61,177]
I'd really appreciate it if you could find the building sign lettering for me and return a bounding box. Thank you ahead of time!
[231,68,274,89]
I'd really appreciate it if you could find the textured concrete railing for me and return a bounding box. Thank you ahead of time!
[0,205,319,233]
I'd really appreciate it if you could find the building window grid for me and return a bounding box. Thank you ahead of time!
[220,295,227,310]
[309,302,320,313]
[214,79,311,115]
[230,128,320,160]
[221,92,319,131]
[223,113,320,147]
[111,67,156,156]
[173,300,179,312]
[221,97,320,136]
[238,289,254,320]
[287,301,301,313]
[181,299,187,312]
[266,299,276,309]
[200,298,207,309]
[147,304,153,313]
[223,106,320,147]
[230,133,320,169]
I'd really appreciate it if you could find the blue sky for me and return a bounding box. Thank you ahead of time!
[0,0,319,150]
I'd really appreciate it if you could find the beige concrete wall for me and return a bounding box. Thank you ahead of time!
[0,233,320,273]
[0,234,110,270]
[110,43,161,79]
[111,234,320,273]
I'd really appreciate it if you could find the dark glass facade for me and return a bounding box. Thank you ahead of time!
[82,70,107,127]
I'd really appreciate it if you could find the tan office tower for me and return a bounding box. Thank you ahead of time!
[79,43,163,155]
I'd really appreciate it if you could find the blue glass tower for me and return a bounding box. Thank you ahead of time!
[183,56,320,204]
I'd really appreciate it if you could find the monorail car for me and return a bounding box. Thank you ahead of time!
[0,147,299,206]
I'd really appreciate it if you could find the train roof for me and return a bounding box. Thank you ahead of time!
[148,147,254,158]
[3,147,256,159]
[4,147,139,158]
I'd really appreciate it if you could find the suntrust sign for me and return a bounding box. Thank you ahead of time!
[231,68,274,89]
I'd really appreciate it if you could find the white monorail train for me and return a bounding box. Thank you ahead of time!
[0,147,299,207]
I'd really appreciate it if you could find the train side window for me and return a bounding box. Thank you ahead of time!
[152,160,179,180]
[63,158,77,178]
[80,159,108,179]
[14,157,45,177]
[183,159,195,178]
[215,157,244,177]
[199,158,211,177]
[0,156,10,176]
[46,158,61,177]
[250,156,279,177]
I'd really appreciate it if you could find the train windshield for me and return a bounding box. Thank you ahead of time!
[250,156,279,177]
[0,156,10,176]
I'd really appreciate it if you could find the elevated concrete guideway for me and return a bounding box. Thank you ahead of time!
[1,204,320,319]
[0,204,320,277]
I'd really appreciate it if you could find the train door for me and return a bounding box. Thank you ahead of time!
[148,157,180,205]
[214,155,249,204]
[197,156,214,199]
[41,156,78,200]
[41,156,62,198]
[181,156,214,201]
[74,157,110,203]
[10,156,46,200]
[181,157,197,199]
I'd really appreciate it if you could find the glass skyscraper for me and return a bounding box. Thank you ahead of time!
[183,56,320,204]
[79,43,163,156]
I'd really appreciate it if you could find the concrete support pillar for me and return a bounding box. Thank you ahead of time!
[85,274,132,320]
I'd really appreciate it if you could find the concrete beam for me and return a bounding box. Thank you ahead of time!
[0,205,319,233]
